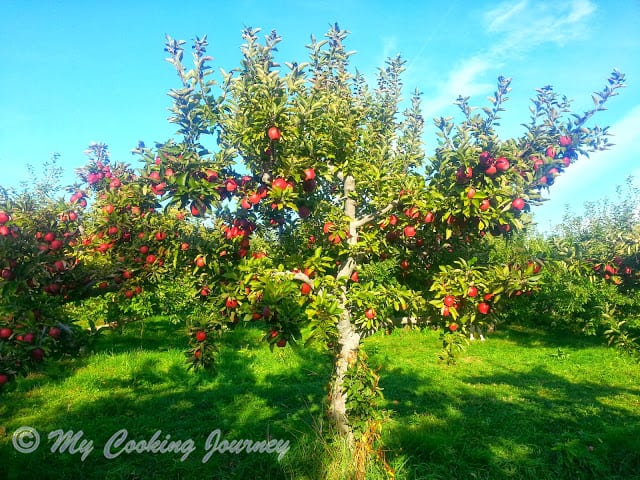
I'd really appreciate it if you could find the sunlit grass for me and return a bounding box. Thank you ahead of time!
[1,319,639,479]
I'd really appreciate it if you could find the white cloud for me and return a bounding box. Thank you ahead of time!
[422,55,495,116]
[484,0,596,51]
[422,0,597,118]
[485,0,529,32]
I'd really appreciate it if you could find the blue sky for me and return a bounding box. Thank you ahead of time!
[1,0,639,231]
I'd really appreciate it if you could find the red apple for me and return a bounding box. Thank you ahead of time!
[485,165,497,176]
[48,327,61,339]
[267,126,281,141]
[1,268,14,281]
[225,179,238,192]
[298,205,311,218]
[155,231,166,241]
[196,331,207,342]
[511,198,525,211]
[467,286,478,298]
[0,327,12,339]
[365,308,376,319]
[495,157,510,171]
[249,192,262,205]
[480,198,491,211]
[404,207,420,219]
[449,323,458,332]
[424,212,435,223]
[300,283,312,295]
[0,373,8,385]
[226,297,238,309]
[276,338,287,348]
[303,168,316,180]
[195,256,206,268]
[478,302,490,314]
[443,295,456,307]
[559,136,572,147]
[145,254,156,264]
[103,205,115,215]
[0,211,10,224]
[302,179,317,192]
[479,151,493,167]
[23,333,35,344]
[43,232,56,243]
[350,271,359,282]
[404,225,417,237]
[532,157,544,170]
[546,146,556,159]
[272,177,288,190]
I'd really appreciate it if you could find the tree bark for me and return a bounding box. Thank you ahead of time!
[327,174,360,445]
[328,303,360,445]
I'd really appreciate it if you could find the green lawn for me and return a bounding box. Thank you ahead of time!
[1,319,639,479]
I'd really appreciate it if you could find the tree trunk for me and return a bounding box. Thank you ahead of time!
[327,173,361,445]
[328,307,360,444]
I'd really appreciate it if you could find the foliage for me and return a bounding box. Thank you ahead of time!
[494,179,640,359]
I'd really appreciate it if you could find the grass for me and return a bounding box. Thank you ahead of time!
[1,319,639,479]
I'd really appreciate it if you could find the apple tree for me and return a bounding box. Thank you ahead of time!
[501,178,640,357]
[109,24,624,459]
[0,156,92,386]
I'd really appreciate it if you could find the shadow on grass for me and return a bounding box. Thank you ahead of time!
[0,320,334,480]
[490,323,607,350]
[379,363,640,480]
[3,320,639,479]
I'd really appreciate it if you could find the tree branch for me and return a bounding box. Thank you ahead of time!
[353,199,398,228]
